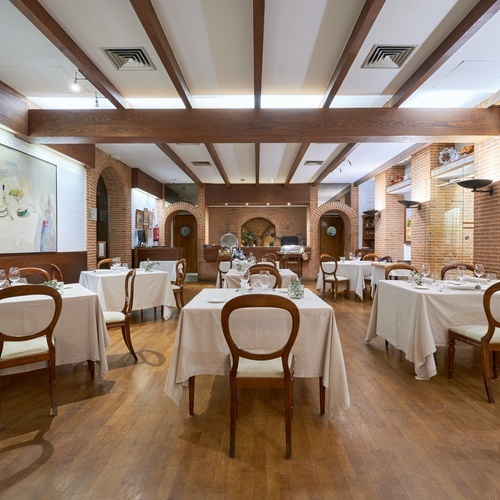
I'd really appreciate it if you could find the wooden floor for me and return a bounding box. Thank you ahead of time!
[1,282,499,499]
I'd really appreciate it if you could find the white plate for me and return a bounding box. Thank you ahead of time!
[209,298,225,303]
[414,285,428,290]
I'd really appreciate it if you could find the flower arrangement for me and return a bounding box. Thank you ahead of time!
[241,229,257,246]
[43,279,60,289]
[409,271,423,286]
[144,258,159,272]
[220,246,246,260]
[288,276,304,299]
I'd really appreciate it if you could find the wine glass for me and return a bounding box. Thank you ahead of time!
[474,263,484,279]
[0,269,6,289]
[259,270,270,292]
[456,265,467,284]
[240,269,250,292]
[349,251,354,261]
[486,272,497,283]
[8,267,20,286]
[421,263,430,278]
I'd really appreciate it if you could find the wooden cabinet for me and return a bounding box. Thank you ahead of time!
[362,215,375,250]
[132,247,183,268]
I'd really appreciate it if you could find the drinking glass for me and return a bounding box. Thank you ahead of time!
[421,263,430,278]
[259,270,270,292]
[456,265,467,284]
[486,272,497,282]
[240,270,250,292]
[8,267,20,285]
[0,269,6,288]
[349,252,354,261]
[474,263,484,279]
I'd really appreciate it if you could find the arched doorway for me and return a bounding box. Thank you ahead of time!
[319,213,345,258]
[173,213,197,273]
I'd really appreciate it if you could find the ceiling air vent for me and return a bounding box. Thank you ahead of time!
[362,45,417,69]
[101,47,156,71]
[191,161,212,167]
[304,160,324,166]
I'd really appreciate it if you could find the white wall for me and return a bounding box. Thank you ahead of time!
[0,129,86,252]
[131,188,158,247]
[358,178,375,248]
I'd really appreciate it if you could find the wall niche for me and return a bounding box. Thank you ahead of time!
[241,218,276,246]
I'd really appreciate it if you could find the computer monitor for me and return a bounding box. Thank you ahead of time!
[137,229,146,244]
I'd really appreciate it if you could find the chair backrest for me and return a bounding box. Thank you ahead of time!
[50,263,63,282]
[482,281,500,344]
[380,255,393,263]
[440,263,475,280]
[19,267,51,283]
[355,249,369,258]
[248,264,282,288]
[362,253,379,261]
[174,258,186,287]
[0,284,62,353]
[319,254,339,278]
[97,258,114,269]
[221,294,300,379]
[261,253,278,267]
[121,269,137,315]
[385,263,418,280]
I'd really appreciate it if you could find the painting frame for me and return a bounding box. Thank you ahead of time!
[404,207,411,244]
[135,209,144,229]
[0,143,57,253]
[143,208,149,227]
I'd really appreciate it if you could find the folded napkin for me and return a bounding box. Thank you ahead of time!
[422,277,434,284]
[446,283,478,290]
[463,275,488,284]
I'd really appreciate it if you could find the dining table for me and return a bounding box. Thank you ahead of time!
[366,279,499,379]
[79,268,177,320]
[139,260,178,280]
[316,260,372,300]
[370,262,412,297]
[223,268,298,289]
[0,283,109,377]
[164,287,350,418]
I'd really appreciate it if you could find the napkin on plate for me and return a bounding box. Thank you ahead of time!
[463,276,488,283]
[446,283,478,290]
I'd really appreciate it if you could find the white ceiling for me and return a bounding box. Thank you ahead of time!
[0,0,499,188]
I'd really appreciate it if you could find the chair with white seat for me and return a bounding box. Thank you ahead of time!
[217,255,232,288]
[362,253,379,298]
[440,263,474,280]
[19,267,51,283]
[319,254,350,300]
[0,284,62,429]
[97,258,114,269]
[248,264,282,289]
[221,294,300,459]
[102,269,137,361]
[384,263,418,280]
[171,259,186,309]
[448,281,500,403]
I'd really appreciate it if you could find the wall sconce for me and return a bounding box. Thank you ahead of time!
[71,69,88,91]
[226,220,230,229]
[398,199,421,210]
[286,221,289,229]
[457,179,493,195]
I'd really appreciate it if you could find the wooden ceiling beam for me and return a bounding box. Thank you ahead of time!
[205,143,231,187]
[28,107,500,144]
[312,144,359,186]
[388,0,500,108]
[253,0,265,109]
[284,143,311,185]
[0,80,28,135]
[10,0,129,110]
[129,0,195,109]
[321,0,386,108]
[155,143,203,187]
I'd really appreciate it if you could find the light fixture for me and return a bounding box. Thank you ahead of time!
[398,199,421,209]
[457,179,493,195]
[95,91,99,108]
[71,69,87,91]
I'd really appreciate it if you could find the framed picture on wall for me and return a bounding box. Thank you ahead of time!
[404,208,411,243]
[148,209,154,229]
[97,240,107,258]
[135,209,144,229]
[143,208,149,227]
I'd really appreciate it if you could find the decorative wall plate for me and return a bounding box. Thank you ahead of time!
[220,232,238,247]
[180,226,191,236]
[327,226,337,237]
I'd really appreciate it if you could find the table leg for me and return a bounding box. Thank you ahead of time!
[189,376,195,415]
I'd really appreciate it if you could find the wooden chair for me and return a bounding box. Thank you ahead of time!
[355,249,369,258]
[385,263,418,280]
[97,258,114,269]
[217,255,232,288]
[50,263,63,282]
[248,264,282,288]
[260,253,278,267]
[0,284,62,429]
[440,263,475,280]
[19,267,51,283]
[171,259,186,309]
[102,269,137,361]
[319,254,349,300]
[380,256,393,263]
[221,294,300,458]
[362,253,379,261]
[448,281,500,403]
[361,254,378,298]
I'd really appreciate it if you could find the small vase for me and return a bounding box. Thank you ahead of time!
[287,283,304,299]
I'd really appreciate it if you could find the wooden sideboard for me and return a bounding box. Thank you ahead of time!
[132,246,183,268]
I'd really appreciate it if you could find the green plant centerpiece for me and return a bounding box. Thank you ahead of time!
[287,276,304,299]
[144,258,159,272]
[409,270,423,286]
[43,279,64,294]
[241,228,257,246]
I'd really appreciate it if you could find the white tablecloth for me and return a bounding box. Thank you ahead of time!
[316,261,372,300]
[370,263,411,297]
[79,269,177,320]
[0,283,109,377]
[164,288,350,417]
[139,260,177,280]
[365,280,498,379]
[223,268,297,289]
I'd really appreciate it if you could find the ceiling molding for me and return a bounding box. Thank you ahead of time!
[312,143,359,186]
[10,0,130,109]
[129,0,195,109]
[205,143,230,187]
[155,143,203,187]
[387,0,500,108]
[253,0,265,110]
[28,108,500,144]
[285,143,311,185]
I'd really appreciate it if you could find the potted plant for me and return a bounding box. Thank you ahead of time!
[241,229,256,247]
